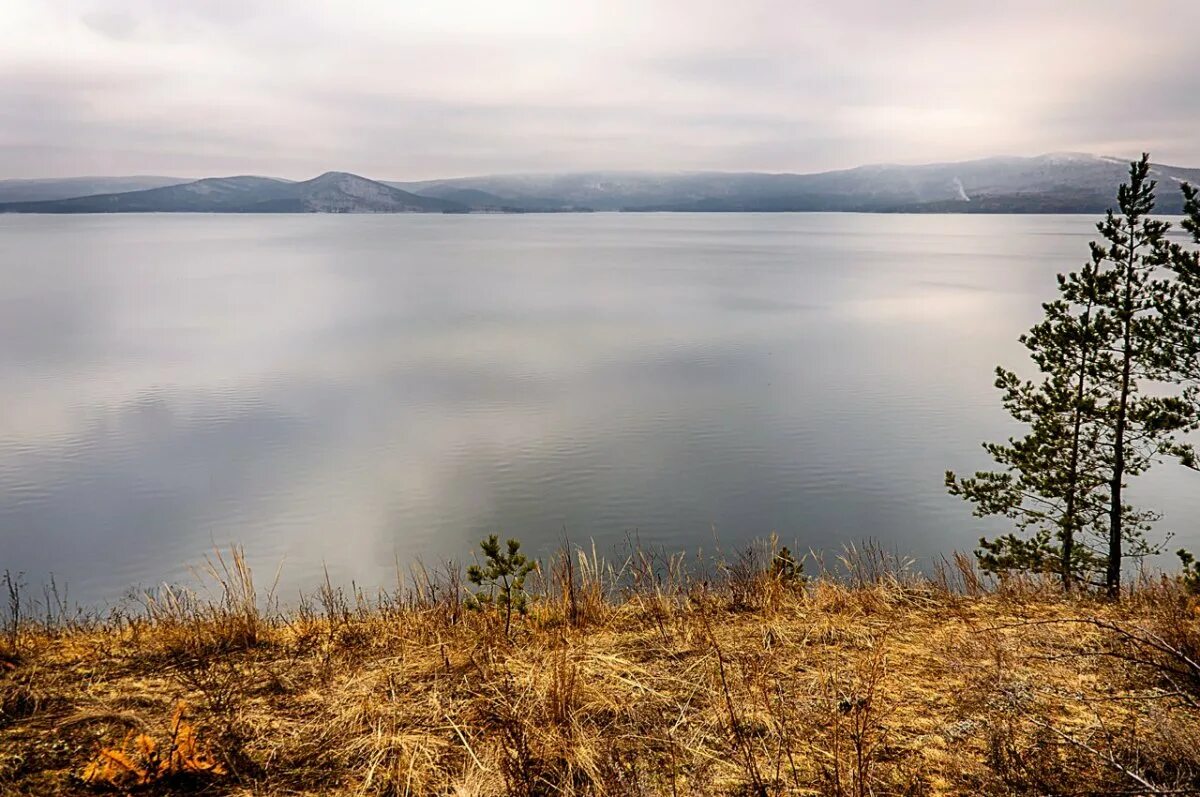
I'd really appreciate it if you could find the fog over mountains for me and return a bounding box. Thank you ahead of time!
[3,154,1198,214]
[0,175,188,203]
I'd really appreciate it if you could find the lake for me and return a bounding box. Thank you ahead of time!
[2,213,1197,605]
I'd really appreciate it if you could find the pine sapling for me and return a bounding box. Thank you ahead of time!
[466,535,536,635]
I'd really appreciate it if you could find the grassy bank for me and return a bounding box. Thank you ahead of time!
[2,542,1200,796]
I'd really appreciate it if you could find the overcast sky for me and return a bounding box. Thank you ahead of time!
[2,0,1198,180]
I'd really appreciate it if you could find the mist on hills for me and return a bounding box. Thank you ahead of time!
[3,153,1198,214]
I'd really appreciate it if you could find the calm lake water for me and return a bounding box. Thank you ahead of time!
[2,213,1197,605]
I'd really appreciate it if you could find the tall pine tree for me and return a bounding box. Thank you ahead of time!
[1088,157,1196,596]
[1164,182,1200,387]
[1164,183,1200,574]
[950,156,1197,595]
[947,241,1126,588]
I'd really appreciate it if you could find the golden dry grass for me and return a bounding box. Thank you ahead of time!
[2,542,1200,795]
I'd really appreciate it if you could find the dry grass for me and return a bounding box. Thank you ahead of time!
[3,541,1200,796]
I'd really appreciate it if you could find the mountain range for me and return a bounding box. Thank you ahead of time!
[3,153,1198,215]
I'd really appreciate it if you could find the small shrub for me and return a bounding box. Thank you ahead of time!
[467,535,537,635]
[772,546,803,584]
[1177,549,1200,594]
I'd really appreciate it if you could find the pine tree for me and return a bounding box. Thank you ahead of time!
[949,156,1197,594]
[1161,182,1200,586]
[1163,182,1200,387]
[466,535,536,635]
[1087,156,1196,596]
[946,255,1116,587]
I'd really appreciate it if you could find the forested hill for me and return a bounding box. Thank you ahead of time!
[0,173,461,214]
[395,153,1200,213]
[3,153,1198,214]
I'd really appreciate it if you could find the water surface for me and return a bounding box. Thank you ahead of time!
[2,213,1196,604]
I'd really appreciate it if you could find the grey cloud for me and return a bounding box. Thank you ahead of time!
[1,0,1198,178]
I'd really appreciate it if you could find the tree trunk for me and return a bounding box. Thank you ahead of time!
[1063,303,1093,591]
[1107,248,1136,600]
[1107,378,1128,599]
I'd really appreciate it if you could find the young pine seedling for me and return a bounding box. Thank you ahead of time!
[466,535,537,635]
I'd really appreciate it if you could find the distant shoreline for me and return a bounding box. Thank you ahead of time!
[3,153,1195,215]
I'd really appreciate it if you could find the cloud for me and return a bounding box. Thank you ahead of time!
[1,0,1198,178]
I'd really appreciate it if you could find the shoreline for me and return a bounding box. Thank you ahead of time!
[3,542,1199,795]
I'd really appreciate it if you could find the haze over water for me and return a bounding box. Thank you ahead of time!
[2,213,1197,604]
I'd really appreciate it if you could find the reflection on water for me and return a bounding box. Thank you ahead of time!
[1,213,1196,604]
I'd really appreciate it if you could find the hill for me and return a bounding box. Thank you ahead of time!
[0,172,463,214]
[4,154,1198,214]
[390,182,597,212]
[397,153,1200,213]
